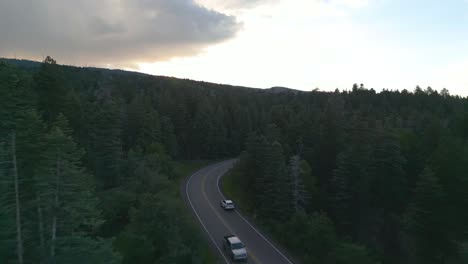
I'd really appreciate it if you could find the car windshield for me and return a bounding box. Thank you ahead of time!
[231,242,244,250]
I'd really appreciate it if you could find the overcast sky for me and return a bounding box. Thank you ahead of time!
[1,0,467,95]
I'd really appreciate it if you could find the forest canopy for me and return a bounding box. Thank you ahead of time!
[1,57,468,264]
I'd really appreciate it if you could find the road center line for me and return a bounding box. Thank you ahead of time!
[201,168,235,234]
[186,165,230,264]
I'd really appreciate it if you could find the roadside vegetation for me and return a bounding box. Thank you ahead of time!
[222,163,254,215]
[223,96,468,264]
[0,58,215,263]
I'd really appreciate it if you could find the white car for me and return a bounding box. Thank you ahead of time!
[221,199,235,210]
[223,235,248,262]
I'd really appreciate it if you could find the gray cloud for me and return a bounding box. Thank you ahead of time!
[0,0,241,67]
[198,0,280,11]
[227,0,279,8]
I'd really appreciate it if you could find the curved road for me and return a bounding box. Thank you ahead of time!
[183,160,295,264]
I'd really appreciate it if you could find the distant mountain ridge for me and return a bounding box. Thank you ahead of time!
[0,57,148,76]
[267,86,304,94]
[0,58,42,68]
[1,57,305,93]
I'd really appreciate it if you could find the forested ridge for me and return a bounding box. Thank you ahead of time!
[1,57,468,263]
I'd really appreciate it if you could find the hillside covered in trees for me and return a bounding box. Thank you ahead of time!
[1,57,468,264]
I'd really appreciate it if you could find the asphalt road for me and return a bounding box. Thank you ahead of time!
[184,160,295,264]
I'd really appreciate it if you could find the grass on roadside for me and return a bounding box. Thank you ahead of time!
[172,159,217,264]
[221,161,302,263]
[221,161,254,216]
[172,160,212,183]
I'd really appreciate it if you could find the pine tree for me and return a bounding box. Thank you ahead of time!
[212,106,228,158]
[331,117,371,236]
[191,99,215,158]
[5,132,24,264]
[369,131,408,261]
[281,211,337,263]
[34,56,67,122]
[428,138,468,259]
[140,103,162,148]
[161,116,178,157]
[0,113,45,263]
[42,115,119,262]
[267,141,292,222]
[265,123,281,143]
[299,159,319,212]
[93,99,123,189]
[249,135,271,216]
[0,63,35,264]
[15,110,49,261]
[171,103,191,158]
[0,140,17,262]
[124,94,162,151]
[331,152,353,233]
[0,63,35,129]
[125,94,145,150]
[289,155,307,211]
[405,168,449,264]
[317,94,344,195]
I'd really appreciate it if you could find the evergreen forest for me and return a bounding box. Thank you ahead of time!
[1,58,468,263]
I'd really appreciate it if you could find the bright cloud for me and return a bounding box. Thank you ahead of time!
[140,0,468,95]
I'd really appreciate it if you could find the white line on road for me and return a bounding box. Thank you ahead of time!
[216,161,294,264]
[186,165,230,264]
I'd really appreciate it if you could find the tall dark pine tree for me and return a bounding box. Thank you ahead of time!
[139,105,162,149]
[0,63,35,264]
[124,94,146,151]
[0,132,24,264]
[15,110,49,261]
[124,94,162,151]
[265,141,292,222]
[191,98,215,158]
[248,134,271,216]
[161,116,178,157]
[369,130,407,262]
[171,103,191,158]
[93,99,123,189]
[211,105,228,158]
[41,115,119,262]
[317,93,344,195]
[428,138,468,259]
[331,151,353,233]
[405,168,449,264]
[289,155,307,212]
[331,116,371,237]
[34,56,67,122]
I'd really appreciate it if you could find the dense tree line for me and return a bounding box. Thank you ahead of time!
[0,59,212,263]
[229,87,468,263]
[1,58,468,263]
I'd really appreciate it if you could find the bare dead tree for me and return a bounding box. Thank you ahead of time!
[11,132,24,264]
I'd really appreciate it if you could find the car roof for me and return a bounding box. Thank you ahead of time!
[224,200,233,203]
[227,236,242,244]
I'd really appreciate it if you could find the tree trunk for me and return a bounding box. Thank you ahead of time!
[12,131,24,264]
[37,195,45,252]
[50,155,60,258]
[290,155,303,212]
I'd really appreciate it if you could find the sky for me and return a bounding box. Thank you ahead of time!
[0,0,467,95]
